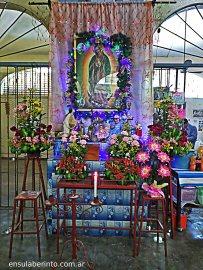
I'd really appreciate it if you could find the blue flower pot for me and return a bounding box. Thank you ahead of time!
[171,152,195,169]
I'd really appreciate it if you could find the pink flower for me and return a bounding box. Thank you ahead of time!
[16,103,27,111]
[32,136,39,144]
[136,151,150,163]
[132,134,139,140]
[26,137,32,143]
[80,139,87,145]
[158,165,171,178]
[131,140,140,147]
[139,165,151,179]
[71,130,78,136]
[148,141,161,152]
[62,135,68,143]
[122,136,129,143]
[69,135,77,142]
[111,134,117,139]
[110,139,116,145]
[157,152,170,163]
[178,108,185,119]
[40,136,46,143]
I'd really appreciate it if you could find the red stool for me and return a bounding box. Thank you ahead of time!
[9,191,48,258]
[137,194,167,257]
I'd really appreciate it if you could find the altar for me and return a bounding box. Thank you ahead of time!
[47,140,138,236]
[47,1,153,237]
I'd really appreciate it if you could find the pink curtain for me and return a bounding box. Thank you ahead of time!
[50,2,153,133]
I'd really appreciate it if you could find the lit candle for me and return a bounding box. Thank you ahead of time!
[94,171,98,198]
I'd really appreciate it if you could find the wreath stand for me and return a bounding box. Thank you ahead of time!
[21,153,47,201]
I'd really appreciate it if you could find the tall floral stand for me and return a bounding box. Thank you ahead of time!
[22,153,47,201]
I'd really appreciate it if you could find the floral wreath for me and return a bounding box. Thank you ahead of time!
[65,28,132,111]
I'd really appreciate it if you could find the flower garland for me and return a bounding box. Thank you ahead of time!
[65,51,78,107]
[65,29,132,111]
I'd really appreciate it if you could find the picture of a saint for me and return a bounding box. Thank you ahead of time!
[88,44,111,107]
[76,38,118,108]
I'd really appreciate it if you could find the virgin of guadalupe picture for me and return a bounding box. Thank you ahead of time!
[88,44,111,107]
[76,40,117,109]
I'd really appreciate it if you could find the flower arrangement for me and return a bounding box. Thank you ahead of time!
[56,156,88,180]
[108,131,140,159]
[104,158,139,184]
[61,131,88,161]
[149,96,192,157]
[10,95,53,154]
[136,140,171,184]
[56,131,88,180]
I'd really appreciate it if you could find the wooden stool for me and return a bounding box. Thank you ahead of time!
[9,191,48,258]
[137,194,167,257]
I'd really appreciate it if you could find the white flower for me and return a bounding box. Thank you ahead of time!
[121,131,128,136]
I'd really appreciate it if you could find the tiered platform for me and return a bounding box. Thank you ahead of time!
[47,140,139,236]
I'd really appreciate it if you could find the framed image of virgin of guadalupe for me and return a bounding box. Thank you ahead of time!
[75,36,118,109]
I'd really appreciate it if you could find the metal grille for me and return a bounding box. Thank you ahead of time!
[0,63,51,207]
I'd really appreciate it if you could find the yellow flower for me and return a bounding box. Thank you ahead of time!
[154,101,161,108]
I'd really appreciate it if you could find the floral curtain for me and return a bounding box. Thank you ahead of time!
[50,1,153,134]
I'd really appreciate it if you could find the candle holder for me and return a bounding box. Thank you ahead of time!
[90,196,102,206]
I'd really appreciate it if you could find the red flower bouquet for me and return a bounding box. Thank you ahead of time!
[56,156,88,180]
[104,157,139,184]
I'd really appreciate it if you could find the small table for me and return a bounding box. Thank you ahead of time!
[56,178,138,257]
[172,169,203,230]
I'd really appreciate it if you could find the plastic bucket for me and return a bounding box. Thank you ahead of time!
[171,152,194,169]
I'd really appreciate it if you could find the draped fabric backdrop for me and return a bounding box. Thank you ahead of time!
[50,1,153,134]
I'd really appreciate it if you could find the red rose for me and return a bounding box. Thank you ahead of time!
[10,126,17,132]
[47,125,52,132]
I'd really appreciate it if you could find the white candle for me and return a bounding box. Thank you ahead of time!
[94,171,98,198]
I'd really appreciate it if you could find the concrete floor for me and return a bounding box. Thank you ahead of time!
[0,208,203,270]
